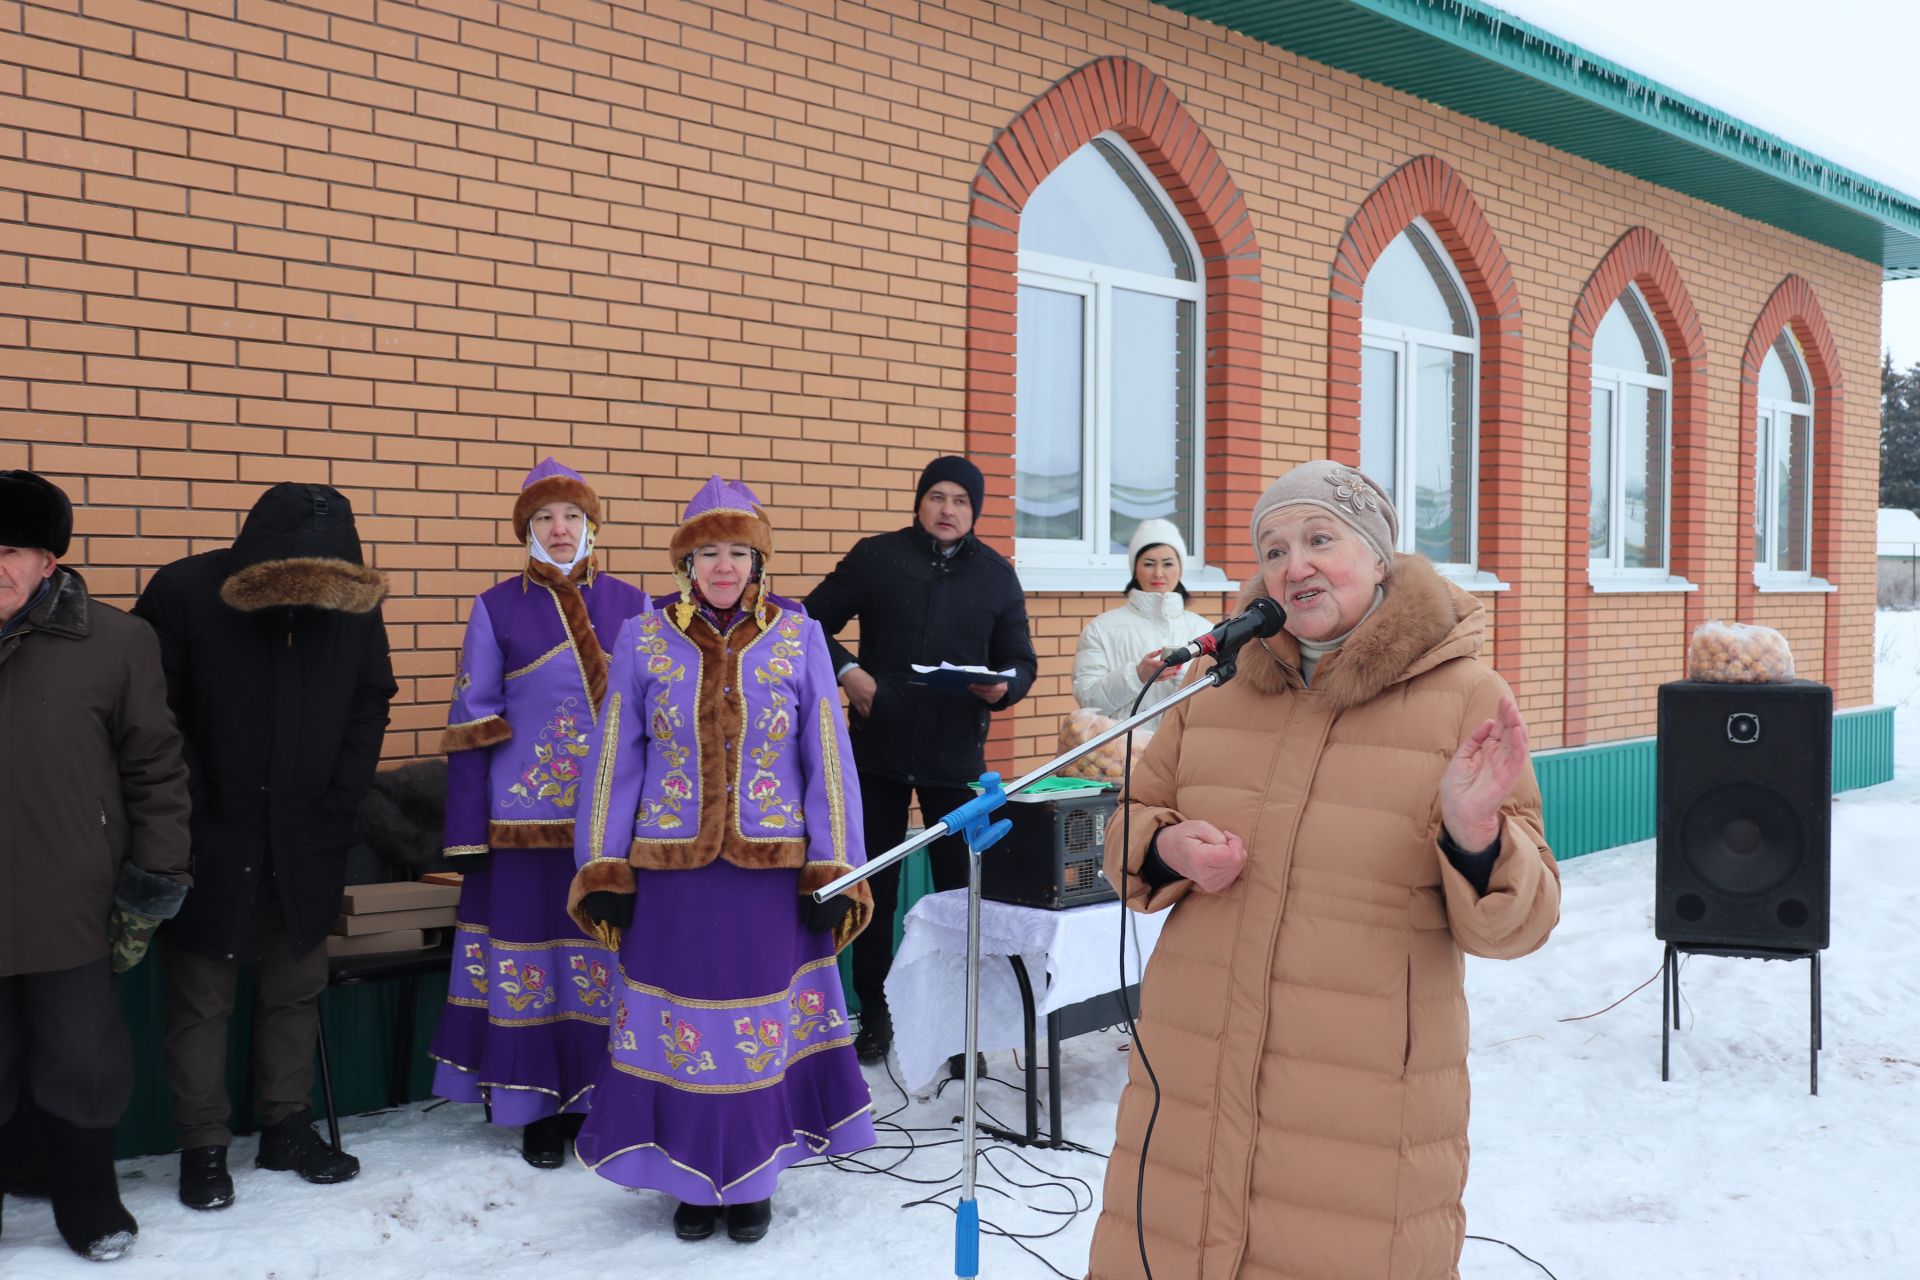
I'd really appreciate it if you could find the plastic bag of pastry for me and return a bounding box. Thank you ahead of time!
[1058,708,1153,782]
[1686,620,1795,684]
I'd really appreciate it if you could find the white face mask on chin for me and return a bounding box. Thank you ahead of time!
[529,522,594,575]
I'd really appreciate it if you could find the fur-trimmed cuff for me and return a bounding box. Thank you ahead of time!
[797,862,872,954]
[442,716,512,754]
[114,862,190,921]
[567,858,636,934]
[488,820,574,849]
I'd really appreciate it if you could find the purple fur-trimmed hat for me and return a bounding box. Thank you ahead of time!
[668,475,774,565]
[511,457,601,542]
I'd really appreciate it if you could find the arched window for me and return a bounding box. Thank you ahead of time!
[1589,285,1672,574]
[1359,220,1478,566]
[1754,329,1814,576]
[1015,135,1205,571]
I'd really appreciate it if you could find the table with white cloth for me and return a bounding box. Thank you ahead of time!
[885,889,1167,1146]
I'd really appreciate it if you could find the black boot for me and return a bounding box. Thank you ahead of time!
[255,1111,360,1185]
[724,1197,773,1243]
[672,1200,720,1241]
[0,1105,50,1199]
[854,1011,892,1064]
[521,1114,567,1170]
[46,1121,137,1262]
[177,1145,234,1211]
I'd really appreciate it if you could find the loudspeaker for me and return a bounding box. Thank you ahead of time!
[1656,679,1832,952]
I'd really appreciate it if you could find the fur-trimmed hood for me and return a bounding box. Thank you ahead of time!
[220,557,387,614]
[1232,553,1485,712]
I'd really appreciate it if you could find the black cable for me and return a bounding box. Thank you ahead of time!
[1116,666,1172,1280]
[1465,1233,1559,1278]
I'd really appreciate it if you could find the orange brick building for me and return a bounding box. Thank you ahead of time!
[5,0,1912,854]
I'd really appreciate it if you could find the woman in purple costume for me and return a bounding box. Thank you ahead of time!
[428,458,648,1167]
[568,476,877,1245]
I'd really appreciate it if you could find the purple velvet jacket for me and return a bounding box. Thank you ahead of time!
[442,563,647,855]
[574,593,865,879]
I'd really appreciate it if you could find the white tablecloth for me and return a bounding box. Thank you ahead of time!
[885,890,1168,1092]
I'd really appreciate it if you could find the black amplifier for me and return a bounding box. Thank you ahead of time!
[979,792,1119,911]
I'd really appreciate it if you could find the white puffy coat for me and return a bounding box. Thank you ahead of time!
[1072,590,1214,719]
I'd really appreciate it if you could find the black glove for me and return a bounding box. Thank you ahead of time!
[801,892,856,937]
[578,891,634,929]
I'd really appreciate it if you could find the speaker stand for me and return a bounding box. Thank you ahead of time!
[1661,942,1823,1095]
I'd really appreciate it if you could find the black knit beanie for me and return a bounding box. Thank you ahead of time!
[914,455,985,518]
[0,471,73,557]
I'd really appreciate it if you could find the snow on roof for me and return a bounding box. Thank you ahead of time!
[1878,507,1920,555]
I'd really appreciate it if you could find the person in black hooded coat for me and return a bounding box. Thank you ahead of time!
[133,482,395,1210]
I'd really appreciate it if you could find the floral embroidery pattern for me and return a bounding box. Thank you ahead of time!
[733,1013,785,1074]
[502,698,591,811]
[658,1010,718,1077]
[636,613,694,831]
[570,953,611,1008]
[787,987,844,1044]
[744,614,806,828]
[497,957,557,1014]
[462,940,487,995]
[612,999,638,1052]
[454,664,472,694]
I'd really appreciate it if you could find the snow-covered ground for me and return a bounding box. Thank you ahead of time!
[9,619,1920,1278]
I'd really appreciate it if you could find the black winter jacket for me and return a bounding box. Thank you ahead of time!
[133,484,397,961]
[804,525,1037,787]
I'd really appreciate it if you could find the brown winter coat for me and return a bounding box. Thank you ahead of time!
[1087,555,1560,1280]
[0,568,192,976]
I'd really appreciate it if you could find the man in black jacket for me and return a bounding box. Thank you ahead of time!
[134,483,396,1211]
[0,472,191,1262]
[804,456,1037,1062]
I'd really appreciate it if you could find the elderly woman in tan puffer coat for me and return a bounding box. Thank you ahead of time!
[1087,459,1560,1280]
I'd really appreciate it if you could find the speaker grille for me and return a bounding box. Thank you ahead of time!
[1679,783,1806,897]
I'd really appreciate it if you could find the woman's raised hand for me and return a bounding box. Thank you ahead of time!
[1136,649,1184,685]
[1155,819,1247,893]
[1437,694,1531,852]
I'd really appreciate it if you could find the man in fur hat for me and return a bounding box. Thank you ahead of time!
[134,482,396,1211]
[0,471,192,1261]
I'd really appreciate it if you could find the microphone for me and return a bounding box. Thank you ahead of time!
[1161,597,1285,666]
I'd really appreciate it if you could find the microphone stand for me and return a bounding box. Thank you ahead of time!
[813,646,1257,1280]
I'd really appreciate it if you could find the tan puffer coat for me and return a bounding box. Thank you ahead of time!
[1087,555,1560,1280]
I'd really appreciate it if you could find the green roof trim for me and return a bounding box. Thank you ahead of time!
[1154,0,1920,278]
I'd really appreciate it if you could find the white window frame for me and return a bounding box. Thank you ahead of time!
[1587,284,1694,594]
[1358,219,1502,589]
[1752,330,1830,592]
[1013,133,1227,595]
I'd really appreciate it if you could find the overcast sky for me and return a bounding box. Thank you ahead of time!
[1490,0,1920,373]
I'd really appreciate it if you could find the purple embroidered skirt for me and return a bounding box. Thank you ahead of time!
[429,847,614,1125]
[573,858,876,1205]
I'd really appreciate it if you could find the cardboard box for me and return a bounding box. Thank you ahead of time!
[418,871,465,888]
[332,906,457,935]
[325,929,431,958]
[339,882,462,916]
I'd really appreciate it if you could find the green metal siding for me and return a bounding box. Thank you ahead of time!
[1833,704,1896,791]
[1153,0,1920,277]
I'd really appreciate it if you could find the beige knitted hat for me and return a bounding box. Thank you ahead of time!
[1248,459,1398,566]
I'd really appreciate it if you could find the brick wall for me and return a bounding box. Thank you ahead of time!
[1,0,1883,773]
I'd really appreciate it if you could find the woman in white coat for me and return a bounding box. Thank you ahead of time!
[1071,519,1214,720]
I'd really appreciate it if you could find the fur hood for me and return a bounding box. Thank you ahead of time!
[220,557,388,614]
[1232,553,1485,712]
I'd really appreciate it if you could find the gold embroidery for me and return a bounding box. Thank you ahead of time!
[445,714,504,734]
[462,934,604,952]
[605,1032,856,1094]
[502,698,590,812]
[545,585,599,727]
[588,692,621,859]
[504,641,569,681]
[443,843,489,857]
[818,697,847,862]
[617,953,838,1008]
[636,612,699,832]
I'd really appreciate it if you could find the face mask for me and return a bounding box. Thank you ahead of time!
[529,520,594,574]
